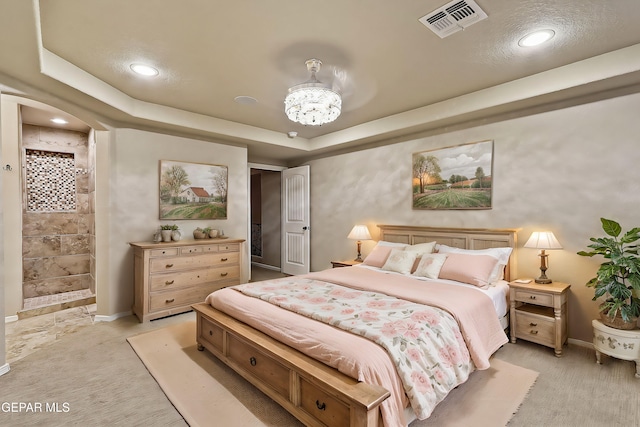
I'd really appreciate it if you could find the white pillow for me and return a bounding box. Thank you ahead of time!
[413,253,448,279]
[436,245,512,283]
[381,248,417,275]
[403,241,436,257]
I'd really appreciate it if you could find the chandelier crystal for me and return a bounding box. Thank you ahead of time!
[284,59,342,126]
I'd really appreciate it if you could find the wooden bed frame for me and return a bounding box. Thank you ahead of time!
[193,225,518,427]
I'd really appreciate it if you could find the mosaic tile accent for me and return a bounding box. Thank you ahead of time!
[25,149,77,212]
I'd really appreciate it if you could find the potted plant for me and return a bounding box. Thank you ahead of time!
[193,227,207,239]
[577,218,640,329]
[170,224,181,241]
[160,225,174,242]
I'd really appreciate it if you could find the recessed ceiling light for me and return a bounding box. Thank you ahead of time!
[130,63,159,77]
[50,118,68,125]
[518,29,555,47]
[234,96,258,105]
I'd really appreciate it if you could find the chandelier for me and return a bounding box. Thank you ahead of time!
[284,59,342,126]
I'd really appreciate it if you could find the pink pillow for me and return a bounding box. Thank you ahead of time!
[438,253,499,288]
[363,245,393,268]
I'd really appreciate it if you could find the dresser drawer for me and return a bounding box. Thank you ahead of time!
[149,248,179,257]
[149,265,239,292]
[515,309,554,346]
[180,245,221,255]
[300,377,350,427]
[227,334,290,398]
[513,289,553,306]
[199,316,224,353]
[149,285,216,312]
[149,252,238,273]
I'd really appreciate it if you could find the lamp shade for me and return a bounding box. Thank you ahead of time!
[347,225,372,241]
[524,231,562,249]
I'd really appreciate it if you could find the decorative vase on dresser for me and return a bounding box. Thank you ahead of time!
[129,238,244,322]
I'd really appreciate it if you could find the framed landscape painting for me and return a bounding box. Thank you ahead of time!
[412,140,493,210]
[159,160,228,219]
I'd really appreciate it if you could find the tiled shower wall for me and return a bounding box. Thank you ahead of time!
[21,124,94,299]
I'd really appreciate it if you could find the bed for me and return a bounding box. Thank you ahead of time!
[193,225,518,427]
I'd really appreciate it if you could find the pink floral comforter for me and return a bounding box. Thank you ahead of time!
[235,278,474,420]
[207,267,507,426]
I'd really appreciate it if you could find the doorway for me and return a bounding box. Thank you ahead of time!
[250,168,282,271]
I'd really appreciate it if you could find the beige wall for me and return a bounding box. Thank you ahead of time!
[103,128,248,316]
[306,91,640,343]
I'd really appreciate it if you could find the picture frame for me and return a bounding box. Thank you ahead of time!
[412,140,493,210]
[159,160,228,219]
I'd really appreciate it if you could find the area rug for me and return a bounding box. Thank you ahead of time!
[127,321,538,427]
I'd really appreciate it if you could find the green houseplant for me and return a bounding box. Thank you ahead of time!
[577,218,640,329]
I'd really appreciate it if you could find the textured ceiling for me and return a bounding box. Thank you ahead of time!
[2,0,640,164]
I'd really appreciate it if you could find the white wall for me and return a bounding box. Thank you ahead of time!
[307,91,640,343]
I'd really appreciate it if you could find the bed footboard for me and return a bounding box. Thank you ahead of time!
[192,302,390,427]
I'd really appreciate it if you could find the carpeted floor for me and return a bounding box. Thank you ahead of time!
[2,311,640,426]
[127,321,538,427]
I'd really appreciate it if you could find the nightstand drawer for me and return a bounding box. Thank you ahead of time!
[515,309,555,346]
[513,289,553,306]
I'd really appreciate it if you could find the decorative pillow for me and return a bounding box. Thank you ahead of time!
[403,241,437,272]
[381,248,417,275]
[413,253,448,279]
[438,253,500,288]
[362,245,394,268]
[436,245,512,283]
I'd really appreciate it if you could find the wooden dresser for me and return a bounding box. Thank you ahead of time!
[130,238,244,322]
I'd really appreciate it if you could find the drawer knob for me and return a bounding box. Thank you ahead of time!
[165,263,174,268]
[529,295,536,300]
[316,400,326,411]
[165,280,175,285]
[249,356,257,366]
[530,330,538,335]
[221,257,228,262]
[166,298,175,303]
[220,272,228,277]
[529,322,537,327]
[209,330,213,336]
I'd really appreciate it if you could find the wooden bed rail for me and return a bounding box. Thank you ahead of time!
[193,302,390,427]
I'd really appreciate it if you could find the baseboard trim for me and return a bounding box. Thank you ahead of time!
[251,262,281,272]
[94,310,131,322]
[568,337,593,349]
[0,363,10,377]
[5,315,19,323]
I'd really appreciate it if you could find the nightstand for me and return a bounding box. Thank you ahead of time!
[509,280,570,357]
[331,260,361,268]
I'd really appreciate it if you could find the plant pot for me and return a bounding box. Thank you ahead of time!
[171,230,181,241]
[161,230,172,242]
[193,230,207,239]
[600,311,639,330]
[209,229,219,238]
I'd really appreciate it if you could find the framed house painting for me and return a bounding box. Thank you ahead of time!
[412,140,493,210]
[159,160,228,219]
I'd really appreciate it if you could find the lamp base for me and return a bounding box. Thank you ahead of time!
[535,277,552,284]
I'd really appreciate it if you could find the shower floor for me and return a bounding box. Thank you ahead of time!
[19,289,96,319]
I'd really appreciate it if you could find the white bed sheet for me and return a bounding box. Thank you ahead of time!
[354,264,509,319]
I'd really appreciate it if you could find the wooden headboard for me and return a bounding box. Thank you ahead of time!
[378,225,519,281]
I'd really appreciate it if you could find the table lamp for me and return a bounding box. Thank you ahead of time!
[524,231,562,284]
[347,225,372,262]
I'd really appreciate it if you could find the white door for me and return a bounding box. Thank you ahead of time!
[281,165,310,275]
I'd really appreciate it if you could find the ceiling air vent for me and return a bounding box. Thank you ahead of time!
[419,0,488,38]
